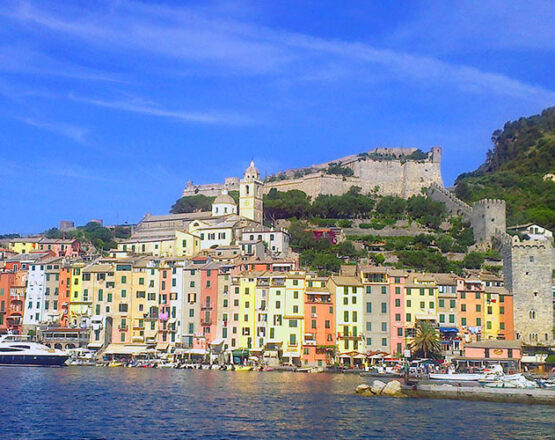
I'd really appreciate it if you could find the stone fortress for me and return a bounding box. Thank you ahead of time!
[183,147,444,200]
[427,184,554,347]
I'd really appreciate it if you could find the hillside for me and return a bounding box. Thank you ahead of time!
[454,106,555,229]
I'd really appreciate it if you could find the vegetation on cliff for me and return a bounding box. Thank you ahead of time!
[454,106,555,229]
[43,222,131,251]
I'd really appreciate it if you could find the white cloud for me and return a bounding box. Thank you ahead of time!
[68,94,255,125]
[18,117,89,142]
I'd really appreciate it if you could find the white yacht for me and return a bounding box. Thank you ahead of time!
[0,334,69,367]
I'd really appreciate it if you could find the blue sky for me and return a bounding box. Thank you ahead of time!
[1,0,554,234]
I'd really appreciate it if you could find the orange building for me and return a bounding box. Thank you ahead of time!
[302,277,335,368]
[457,277,484,343]
[58,265,72,327]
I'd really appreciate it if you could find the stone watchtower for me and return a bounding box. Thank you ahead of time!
[239,161,264,224]
[501,235,554,345]
[471,199,506,243]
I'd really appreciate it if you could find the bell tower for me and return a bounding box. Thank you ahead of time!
[240,161,263,223]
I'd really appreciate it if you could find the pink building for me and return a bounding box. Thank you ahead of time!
[455,340,522,372]
[199,264,219,346]
[388,269,408,356]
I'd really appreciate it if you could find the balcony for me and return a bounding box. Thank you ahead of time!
[118,326,128,331]
[144,313,159,320]
[201,320,212,326]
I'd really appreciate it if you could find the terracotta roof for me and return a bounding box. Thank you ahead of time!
[330,276,363,287]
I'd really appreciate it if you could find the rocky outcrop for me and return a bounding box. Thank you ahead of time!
[356,379,405,398]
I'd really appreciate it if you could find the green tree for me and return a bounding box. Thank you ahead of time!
[171,195,214,214]
[410,321,442,358]
[462,252,485,269]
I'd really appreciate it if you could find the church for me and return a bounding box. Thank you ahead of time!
[117,162,270,256]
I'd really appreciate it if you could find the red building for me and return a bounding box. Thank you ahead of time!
[302,277,335,368]
[0,271,26,334]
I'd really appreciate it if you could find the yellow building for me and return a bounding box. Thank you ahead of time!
[237,274,257,350]
[239,161,263,224]
[405,273,438,344]
[68,262,89,328]
[8,238,41,254]
[483,286,501,340]
[118,230,200,257]
[130,258,160,346]
[328,276,364,366]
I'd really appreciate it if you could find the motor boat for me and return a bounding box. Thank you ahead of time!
[0,334,69,367]
[429,365,505,382]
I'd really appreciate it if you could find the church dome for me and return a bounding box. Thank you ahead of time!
[213,190,236,206]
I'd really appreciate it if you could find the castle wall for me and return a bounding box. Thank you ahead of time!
[264,155,443,199]
[502,236,554,345]
[426,183,472,220]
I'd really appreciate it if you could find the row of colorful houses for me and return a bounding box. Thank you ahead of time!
[0,249,515,367]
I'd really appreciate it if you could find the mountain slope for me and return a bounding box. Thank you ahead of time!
[454,106,555,229]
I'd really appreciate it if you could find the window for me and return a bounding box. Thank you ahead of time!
[450,300,456,309]
[119,304,128,313]
[293,305,299,314]
[476,317,481,326]
[476,304,481,312]
[395,313,401,321]
[98,290,103,301]
[366,322,371,331]
[439,299,444,308]
[107,293,112,303]
[420,301,425,309]
[121,276,127,283]
[293,291,299,299]
[344,311,349,322]
[352,311,357,322]
[406,313,412,322]
[139,277,145,285]
[500,306,504,315]
[381,286,386,294]
[381,322,387,331]
[289,334,296,345]
[325,320,330,329]
[461,304,466,312]
[381,303,387,313]
[487,321,492,329]
[311,319,316,329]
[461,317,467,326]
[366,337,372,346]
[366,302,372,313]
[397,328,403,337]
[189,309,194,317]
[460,292,466,299]
[343,297,348,305]
[395,299,400,307]
[420,288,424,296]
[381,338,387,347]
[439,314,445,323]
[429,302,434,309]
[449,314,455,324]
[406,300,412,307]
[500,322,505,330]
[366,286,371,294]
[395,287,400,294]
[289,320,298,328]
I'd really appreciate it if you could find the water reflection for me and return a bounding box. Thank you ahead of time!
[0,368,553,439]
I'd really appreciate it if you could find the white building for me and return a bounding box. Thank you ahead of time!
[241,228,290,256]
[23,262,46,329]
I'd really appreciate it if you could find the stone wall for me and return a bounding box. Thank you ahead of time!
[426,183,472,220]
[501,234,554,346]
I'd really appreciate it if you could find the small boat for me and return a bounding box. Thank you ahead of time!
[234,366,253,372]
[429,372,486,381]
[108,361,124,368]
[0,334,68,367]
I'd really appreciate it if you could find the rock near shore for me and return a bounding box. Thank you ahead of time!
[356,380,405,398]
